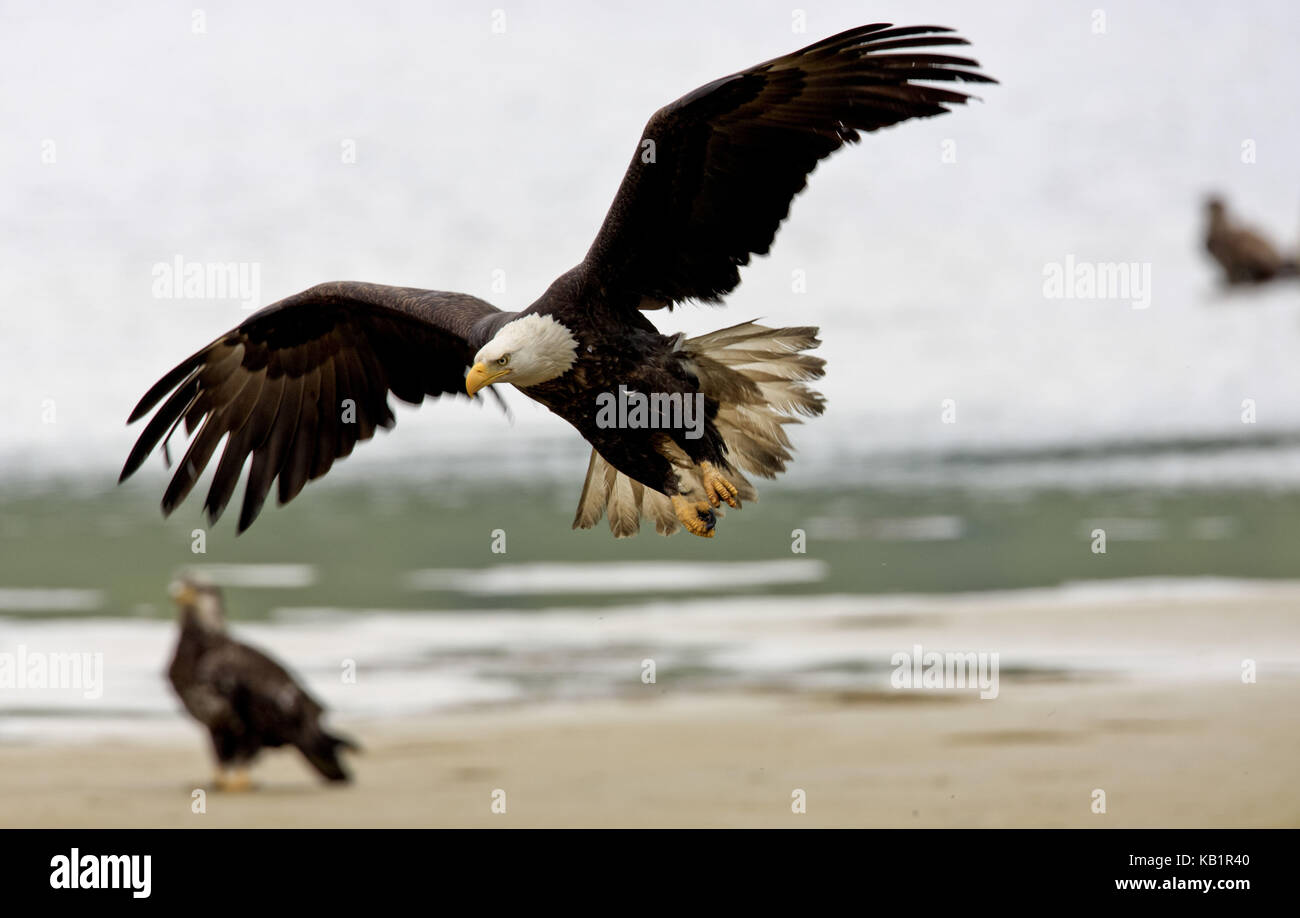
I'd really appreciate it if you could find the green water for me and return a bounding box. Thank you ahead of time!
[2,475,1297,619]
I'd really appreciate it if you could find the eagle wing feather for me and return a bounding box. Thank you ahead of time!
[120,282,504,532]
[578,23,993,311]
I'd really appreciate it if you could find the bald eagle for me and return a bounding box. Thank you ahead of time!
[1204,196,1296,284]
[120,24,992,538]
[167,576,357,789]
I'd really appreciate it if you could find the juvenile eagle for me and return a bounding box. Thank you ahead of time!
[167,575,357,789]
[120,24,992,538]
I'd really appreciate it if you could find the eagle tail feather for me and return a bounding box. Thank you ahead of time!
[299,728,358,783]
[571,322,824,537]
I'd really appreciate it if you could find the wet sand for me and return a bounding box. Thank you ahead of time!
[2,677,1296,828]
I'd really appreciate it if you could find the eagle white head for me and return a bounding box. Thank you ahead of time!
[169,574,226,633]
[466,314,579,395]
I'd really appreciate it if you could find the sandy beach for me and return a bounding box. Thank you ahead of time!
[3,588,1297,828]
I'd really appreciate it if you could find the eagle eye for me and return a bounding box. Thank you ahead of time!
[497,355,510,366]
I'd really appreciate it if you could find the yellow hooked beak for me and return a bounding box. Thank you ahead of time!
[169,579,196,606]
[465,362,510,397]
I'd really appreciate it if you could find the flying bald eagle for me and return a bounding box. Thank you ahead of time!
[167,575,357,789]
[120,24,992,538]
[1204,196,1296,285]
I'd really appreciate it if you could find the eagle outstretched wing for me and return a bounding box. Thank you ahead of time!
[578,23,994,311]
[120,282,502,532]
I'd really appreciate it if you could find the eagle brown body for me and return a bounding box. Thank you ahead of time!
[1204,197,1296,284]
[120,24,993,538]
[167,577,356,788]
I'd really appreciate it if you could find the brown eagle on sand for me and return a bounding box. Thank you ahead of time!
[167,575,357,790]
[120,24,993,538]
[1204,196,1297,284]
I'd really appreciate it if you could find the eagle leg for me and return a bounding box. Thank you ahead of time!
[700,462,741,509]
[671,495,716,538]
[215,767,254,793]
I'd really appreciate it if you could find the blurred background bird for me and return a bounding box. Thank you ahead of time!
[1203,195,1297,285]
[167,574,357,790]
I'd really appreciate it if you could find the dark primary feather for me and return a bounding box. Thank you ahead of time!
[578,23,995,311]
[121,282,503,532]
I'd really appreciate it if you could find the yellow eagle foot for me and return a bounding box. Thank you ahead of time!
[700,462,740,508]
[671,495,717,537]
[215,768,253,793]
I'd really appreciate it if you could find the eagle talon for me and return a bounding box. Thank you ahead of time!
[700,462,741,509]
[672,495,716,538]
